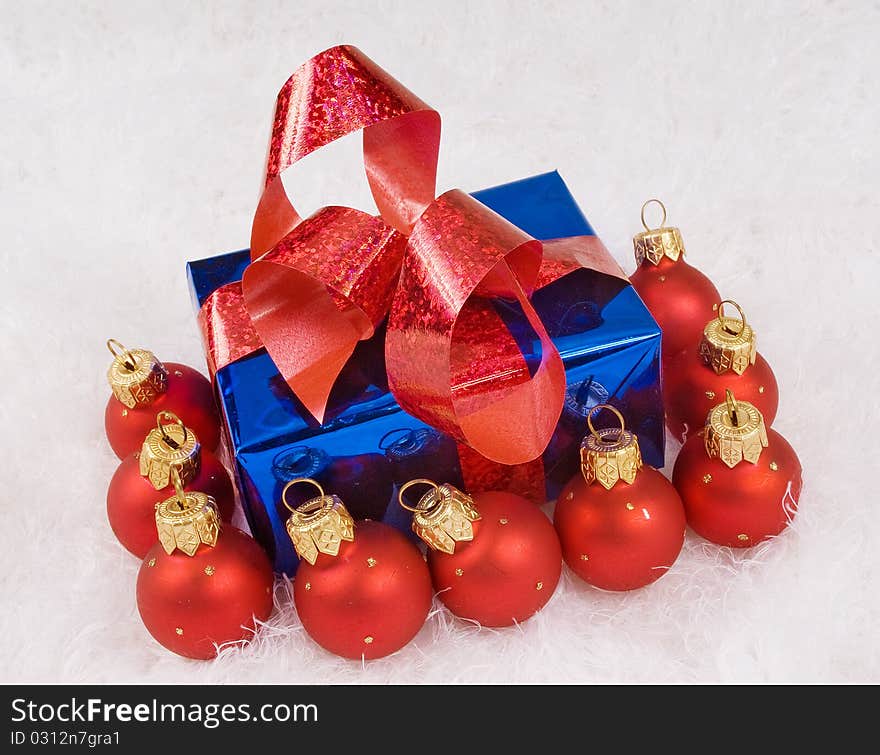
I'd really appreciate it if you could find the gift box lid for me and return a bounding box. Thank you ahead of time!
[470,170,596,239]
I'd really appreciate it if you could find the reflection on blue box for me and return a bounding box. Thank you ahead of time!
[188,171,663,575]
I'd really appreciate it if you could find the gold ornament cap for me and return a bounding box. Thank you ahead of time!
[699,300,757,375]
[155,471,220,556]
[633,199,685,265]
[398,480,481,554]
[282,479,355,565]
[580,404,644,489]
[106,339,168,409]
[139,412,201,490]
[704,390,769,468]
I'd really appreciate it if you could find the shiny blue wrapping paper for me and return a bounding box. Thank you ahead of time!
[187,171,663,575]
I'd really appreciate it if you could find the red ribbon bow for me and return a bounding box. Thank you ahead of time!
[201,45,623,466]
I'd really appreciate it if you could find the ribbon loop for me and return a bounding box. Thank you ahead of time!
[386,190,565,465]
[243,206,406,422]
[251,45,440,258]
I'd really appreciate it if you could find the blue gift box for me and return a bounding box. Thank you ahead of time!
[188,171,663,575]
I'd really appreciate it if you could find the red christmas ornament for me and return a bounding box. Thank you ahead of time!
[554,405,686,591]
[673,391,802,548]
[398,480,561,627]
[628,200,721,359]
[136,475,274,660]
[285,479,432,660]
[664,300,779,441]
[104,339,220,459]
[107,412,235,558]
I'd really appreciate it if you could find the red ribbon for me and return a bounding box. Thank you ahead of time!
[202,45,625,467]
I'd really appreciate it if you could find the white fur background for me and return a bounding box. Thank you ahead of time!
[2,0,878,684]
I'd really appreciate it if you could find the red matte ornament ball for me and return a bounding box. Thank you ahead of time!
[105,363,221,459]
[293,521,432,660]
[629,257,721,360]
[107,451,235,558]
[554,467,686,591]
[427,491,562,627]
[136,527,274,660]
[664,349,779,442]
[672,429,802,548]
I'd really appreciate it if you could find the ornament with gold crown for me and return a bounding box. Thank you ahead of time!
[104,338,221,458]
[136,468,273,659]
[672,390,802,548]
[554,404,687,591]
[397,479,562,627]
[283,478,432,660]
[628,200,721,359]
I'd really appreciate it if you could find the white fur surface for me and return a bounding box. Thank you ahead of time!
[1,0,878,684]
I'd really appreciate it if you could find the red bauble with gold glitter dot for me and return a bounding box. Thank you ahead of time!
[628,201,721,359]
[554,405,686,591]
[285,480,432,660]
[104,340,220,459]
[673,394,802,548]
[556,467,686,591]
[294,523,432,660]
[402,484,561,627]
[136,492,273,660]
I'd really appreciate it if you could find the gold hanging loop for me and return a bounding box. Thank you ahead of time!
[587,403,627,443]
[281,477,327,514]
[725,389,739,426]
[640,198,667,231]
[397,478,442,513]
[106,338,137,371]
[170,466,187,511]
[717,300,747,336]
[156,411,187,449]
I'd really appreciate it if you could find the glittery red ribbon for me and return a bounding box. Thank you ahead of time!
[203,45,625,466]
[385,189,564,465]
[198,282,261,378]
